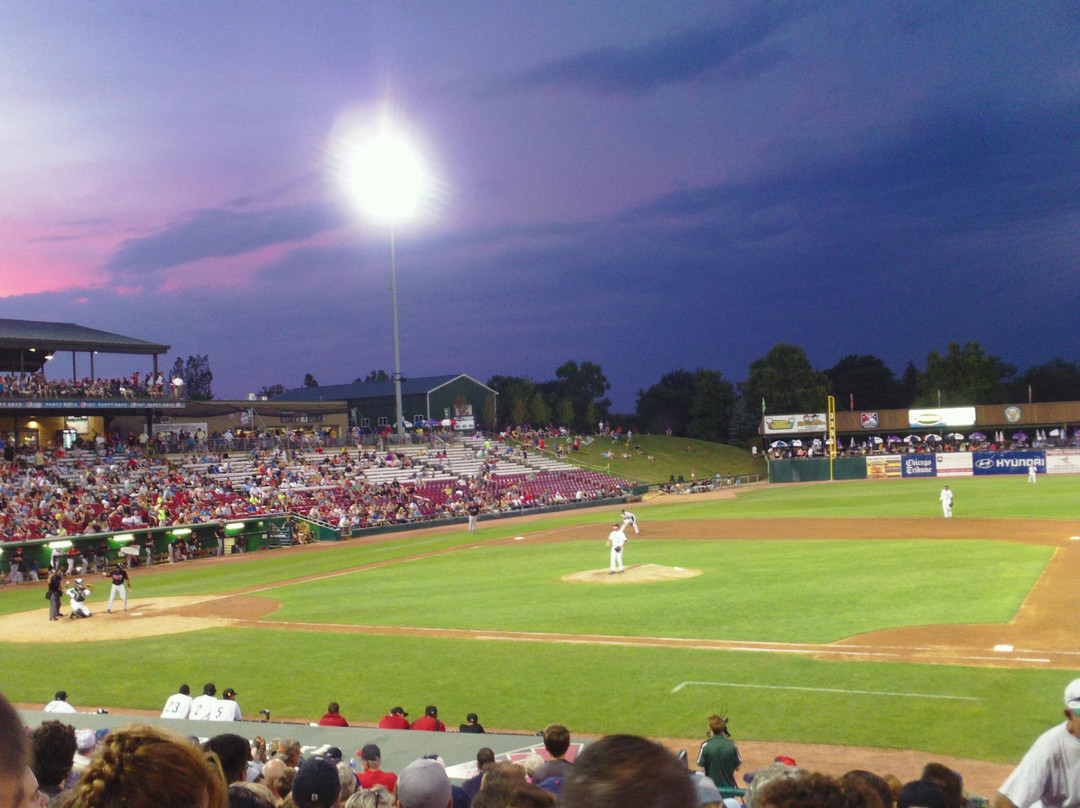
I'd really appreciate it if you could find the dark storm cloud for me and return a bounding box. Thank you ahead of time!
[490,1,817,96]
[105,200,349,278]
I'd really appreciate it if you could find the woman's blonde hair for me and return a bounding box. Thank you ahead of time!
[56,723,227,808]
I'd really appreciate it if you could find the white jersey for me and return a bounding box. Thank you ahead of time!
[621,511,636,524]
[189,694,219,720]
[940,488,953,505]
[608,528,627,549]
[161,692,193,719]
[209,699,242,721]
[44,700,77,713]
[999,722,1080,808]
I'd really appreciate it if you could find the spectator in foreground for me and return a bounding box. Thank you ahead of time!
[757,771,885,808]
[0,691,37,808]
[531,725,572,784]
[357,745,396,794]
[30,721,77,802]
[994,678,1080,808]
[291,756,341,808]
[561,734,696,808]
[461,748,495,803]
[397,758,452,808]
[205,734,253,785]
[55,723,228,808]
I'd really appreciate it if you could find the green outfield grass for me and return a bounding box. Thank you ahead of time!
[266,539,1049,643]
[2,473,1078,763]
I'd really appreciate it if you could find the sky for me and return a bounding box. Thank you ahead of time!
[2,1,1077,412]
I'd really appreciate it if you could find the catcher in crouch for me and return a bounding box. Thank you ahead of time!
[66,578,93,619]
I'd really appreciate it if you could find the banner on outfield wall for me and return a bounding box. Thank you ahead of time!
[901,454,937,477]
[972,451,1045,475]
[762,413,827,434]
[1047,452,1080,474]
[867,455,903,478]
[908,407,977,428]
[934,453,974,477]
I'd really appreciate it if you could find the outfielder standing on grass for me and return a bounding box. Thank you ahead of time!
[105,563,131,613]
[607,523,628,574]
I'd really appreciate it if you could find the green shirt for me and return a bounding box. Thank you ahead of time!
[697,734,741,789]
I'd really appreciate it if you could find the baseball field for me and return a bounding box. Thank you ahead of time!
[2,473,1078,793]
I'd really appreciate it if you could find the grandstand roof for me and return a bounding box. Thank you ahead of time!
[0,318,170,373]
[271,374,495,403]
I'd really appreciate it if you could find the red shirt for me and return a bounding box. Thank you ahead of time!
[377,714,411,730]
[318,712,349,727]
[410,716,446,732]
[359,769,397,792]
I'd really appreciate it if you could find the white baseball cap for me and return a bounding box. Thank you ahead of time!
[1064,679,1080,711]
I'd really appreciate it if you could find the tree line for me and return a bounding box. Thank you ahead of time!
[168,343,1080,443]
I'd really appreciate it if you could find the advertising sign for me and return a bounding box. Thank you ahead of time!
[934,453,973,477]
[908,407,977,428]
[1046,452,1080,475]
[901,454,937,477]
[762,413,827,435]
[867,454,902,478]
[860,412,879,429]
[972,451,1045,476]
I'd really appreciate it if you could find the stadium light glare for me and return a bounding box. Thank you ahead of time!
[342,115,429,439]
[47,540,73,549]
[171,528,192,536]
[111,534,134,544]
[225,522,245,532]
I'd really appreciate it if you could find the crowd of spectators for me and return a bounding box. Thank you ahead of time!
[0,440,630,545]
[0,372,173,400]
[768,431,1076,460]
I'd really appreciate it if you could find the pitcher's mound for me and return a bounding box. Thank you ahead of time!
[562,564,701,584]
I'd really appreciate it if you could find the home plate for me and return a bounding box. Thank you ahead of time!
[994,644,1014,653]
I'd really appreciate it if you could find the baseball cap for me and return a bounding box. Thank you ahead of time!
[424,705,438,717]
[324,747,343,762]
[223,688,237,698]
[292,756,340,808]
[466,713,478,723]
[397,758,452,808]
[360,744,381,762]
[691,771,722,806]
[203,683,216,695]
[55,691,67,701]
[75,729,97,752]
[391,706,408,716]
[1065,678,1080,711]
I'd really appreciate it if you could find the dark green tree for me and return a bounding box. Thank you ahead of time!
[354,369,389,383]
[745,344,829,414]
[542,360,611,431]
[635,370,696,435]
[487,375,536,428]
[898,360,920,408]
[257,383,285,399]
[303,373,319,388]
[1012,359,1080,402]
[825,355,901,410]
[917,342,1016,406]
[687,369,735,442]
[727,393,759,444]
[528,390,552,426]
[169,355,214,400]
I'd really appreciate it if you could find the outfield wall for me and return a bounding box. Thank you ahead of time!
[769,450,1080,483]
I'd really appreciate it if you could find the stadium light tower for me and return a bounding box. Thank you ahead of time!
[345,121,426,439]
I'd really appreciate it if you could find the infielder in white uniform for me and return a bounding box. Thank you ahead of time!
[940,485,954,518]
[161,684,193,719]
[607,523,628,574]
[621,509,639,534]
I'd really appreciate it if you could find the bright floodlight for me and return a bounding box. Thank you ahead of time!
[347,129,425,221]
